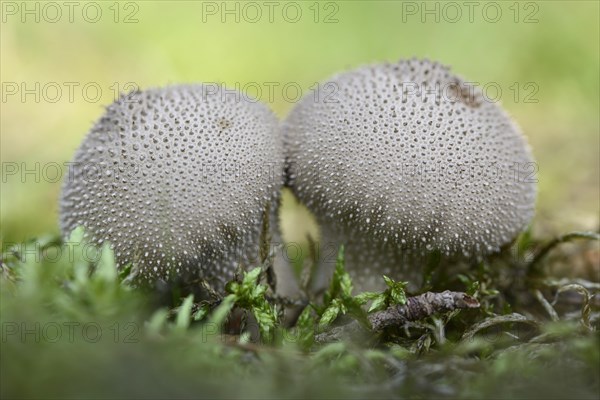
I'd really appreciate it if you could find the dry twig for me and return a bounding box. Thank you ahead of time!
[315,291,479,343]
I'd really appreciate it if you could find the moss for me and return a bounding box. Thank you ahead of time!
[1,227,598,399]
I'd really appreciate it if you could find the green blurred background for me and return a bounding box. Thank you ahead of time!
[1,0,599,246]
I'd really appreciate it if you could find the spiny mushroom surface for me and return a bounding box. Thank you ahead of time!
[60,84,283,289]
[283,58,536,291]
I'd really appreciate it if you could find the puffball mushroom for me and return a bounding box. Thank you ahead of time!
[282,58,536,291]
[60,84,283,290]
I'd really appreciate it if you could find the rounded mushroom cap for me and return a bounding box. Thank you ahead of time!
[60,84,283,288]
[283,59,536,260]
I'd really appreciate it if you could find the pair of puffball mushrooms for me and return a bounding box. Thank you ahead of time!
[60,59,536,294]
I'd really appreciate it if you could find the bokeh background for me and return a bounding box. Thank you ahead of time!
[1,0,599,247]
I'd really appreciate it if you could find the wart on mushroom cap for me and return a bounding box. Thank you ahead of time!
[283,58,537,291]
[60,84,283,290]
